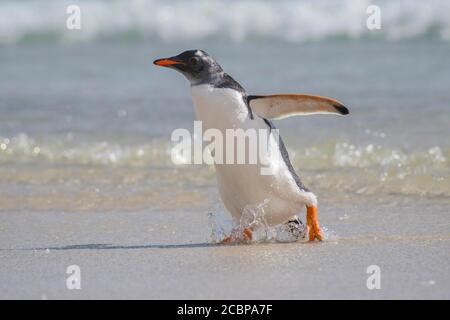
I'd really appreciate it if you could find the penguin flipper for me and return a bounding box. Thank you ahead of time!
[247,94,349,120]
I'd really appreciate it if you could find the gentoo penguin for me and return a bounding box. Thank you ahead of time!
[154,50,348,242]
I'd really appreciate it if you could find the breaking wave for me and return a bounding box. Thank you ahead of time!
[208,203,338,244]
[1,133,449,198]
[1,0,450,45]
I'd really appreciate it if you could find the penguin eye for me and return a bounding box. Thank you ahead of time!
[189,57,199,65]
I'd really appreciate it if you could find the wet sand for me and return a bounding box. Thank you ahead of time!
[1,198,449,299]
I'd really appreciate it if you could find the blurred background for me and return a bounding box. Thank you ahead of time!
[0,0,449,214]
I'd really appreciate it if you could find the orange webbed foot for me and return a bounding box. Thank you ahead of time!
[306,206,323,242]
[221,228,252,244]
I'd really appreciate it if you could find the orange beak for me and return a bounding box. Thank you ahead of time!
[153,58,184,67]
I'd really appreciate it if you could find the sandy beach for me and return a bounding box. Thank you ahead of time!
[1,197,449,299]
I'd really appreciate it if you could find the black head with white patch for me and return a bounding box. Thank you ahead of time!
[154,50,223,85]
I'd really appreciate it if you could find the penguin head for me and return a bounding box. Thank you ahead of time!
[154,50,223,84]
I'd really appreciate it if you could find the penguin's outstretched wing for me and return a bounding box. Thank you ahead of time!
[247,94,349,120]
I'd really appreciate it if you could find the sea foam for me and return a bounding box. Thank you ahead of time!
[1,133,449,198]
[1,0,450,45]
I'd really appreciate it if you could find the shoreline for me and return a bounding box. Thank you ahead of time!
[1,199,449,299]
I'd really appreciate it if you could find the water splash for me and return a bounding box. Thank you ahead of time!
[208,201,338,244]
[238,199,271,242]
[208,212,228,244]
[274,220,306,243]
[319,226,339,243]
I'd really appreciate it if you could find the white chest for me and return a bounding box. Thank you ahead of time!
[190,85,257,130]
